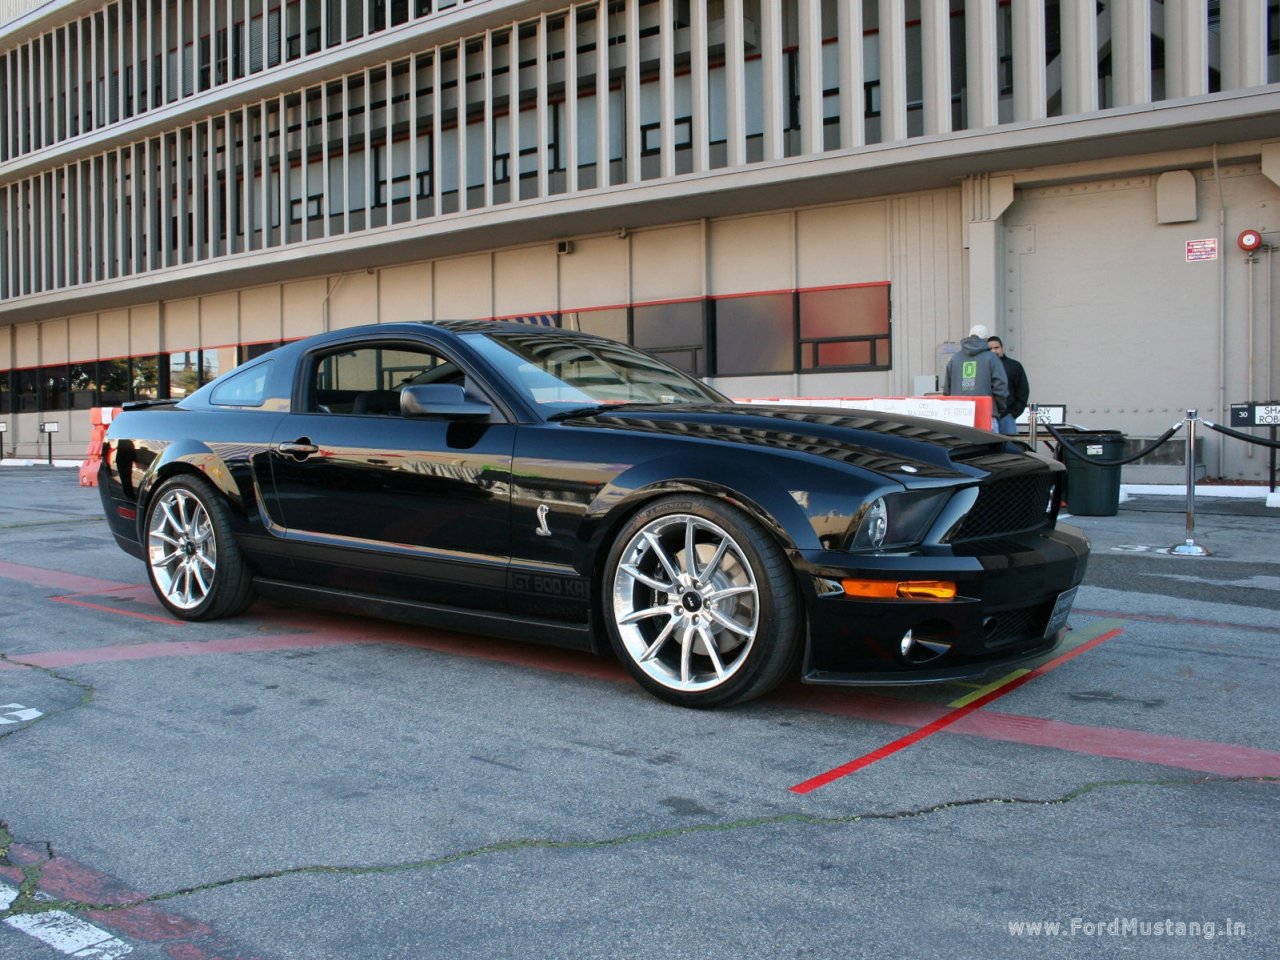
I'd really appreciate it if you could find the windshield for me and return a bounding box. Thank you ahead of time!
[462,331,728,415]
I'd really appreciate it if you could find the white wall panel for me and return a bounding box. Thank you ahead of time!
[559,234,629,309]
[129,303,159,353]
[239,284,282,342]
[434,253,492,319]
[68,313,97,361]
[163,296,199,349]
[494,245,556,317]
[40,317,68,362]
[15,322,37,366]
[709,212,793,294]
[378,263,431,322]
[796,201,889,287]
[631,223,701,301]
[282,276,327,339]
[327,269,377,328]
[98,309,129,358]
[200,290,239,345]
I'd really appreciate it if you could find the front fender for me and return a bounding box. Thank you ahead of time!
[581,452,902,563]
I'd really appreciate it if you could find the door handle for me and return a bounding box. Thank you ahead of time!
[277,439,319,459]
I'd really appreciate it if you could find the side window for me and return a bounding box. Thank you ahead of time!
[306,344,461,415]
[210,361,273,407]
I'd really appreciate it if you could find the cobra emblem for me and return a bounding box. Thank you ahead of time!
[535,503,552,537]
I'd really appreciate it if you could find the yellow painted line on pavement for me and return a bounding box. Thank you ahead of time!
[947,618,1129,708]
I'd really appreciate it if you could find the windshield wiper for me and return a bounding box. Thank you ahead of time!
[546,401,668,422]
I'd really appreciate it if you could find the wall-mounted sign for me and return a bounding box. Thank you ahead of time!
[1230,402,1280,427]
[1016,404,1067,426]
[1186,238,1218,262]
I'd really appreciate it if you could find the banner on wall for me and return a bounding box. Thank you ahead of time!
[736,396,990,429]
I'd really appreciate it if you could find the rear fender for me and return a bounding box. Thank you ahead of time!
[134,440,244,539]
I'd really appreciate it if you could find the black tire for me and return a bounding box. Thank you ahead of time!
[602,494,801,708]
[143,474,255,621]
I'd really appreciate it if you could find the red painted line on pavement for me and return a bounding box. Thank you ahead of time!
[788,628,1124,793]
[0,559,137,595]
[1,844,267,959]
[6,631,383,669]
[52,595,187,626]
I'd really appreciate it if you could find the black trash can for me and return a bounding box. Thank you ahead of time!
[1059,429,1125,516]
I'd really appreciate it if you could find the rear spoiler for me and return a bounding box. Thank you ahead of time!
[121,398,182,410]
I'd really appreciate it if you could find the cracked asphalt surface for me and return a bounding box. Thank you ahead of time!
[1,467,1277,959]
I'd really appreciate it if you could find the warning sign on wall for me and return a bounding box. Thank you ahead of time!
[1186,238,1218,262]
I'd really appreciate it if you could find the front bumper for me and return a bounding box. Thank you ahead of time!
[796,524,1090,684]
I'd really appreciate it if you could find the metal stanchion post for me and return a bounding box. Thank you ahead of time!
[1169,409,1209,557]
[1028,403,1039,451]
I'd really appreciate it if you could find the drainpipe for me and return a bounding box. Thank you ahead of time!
[1212,145,1226,477]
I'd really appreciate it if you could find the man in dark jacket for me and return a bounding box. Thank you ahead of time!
[943,324,1008,431]
[987,335,1029,436]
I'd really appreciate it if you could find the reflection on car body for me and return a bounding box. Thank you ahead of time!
[99,321,1089,708]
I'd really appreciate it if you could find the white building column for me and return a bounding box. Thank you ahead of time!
[921,0,952,135]
[1163,0,1207,99]
[1012,0,1046,121]
[1110,0,1151,107]
[964,174,1014,335]
[878,0,906,142]
[837,0,865,148]
[1060,0,1098,114]
[964,0,999,129]
[797,0,825,154]
[1221,0,1269,91]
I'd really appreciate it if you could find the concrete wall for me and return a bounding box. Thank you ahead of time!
[1007,163,1280,482]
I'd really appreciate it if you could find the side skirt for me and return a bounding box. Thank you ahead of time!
[252,578,596,652]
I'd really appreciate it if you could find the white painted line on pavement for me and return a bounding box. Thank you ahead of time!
[0,882,131,958]
[0,704,43,724]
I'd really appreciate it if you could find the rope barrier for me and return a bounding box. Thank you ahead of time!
[1202,419,1280,450]
[1044,422,1183,467]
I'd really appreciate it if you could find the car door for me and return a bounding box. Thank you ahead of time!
[266,337,514,612]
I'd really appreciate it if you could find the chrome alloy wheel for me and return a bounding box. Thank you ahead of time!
[147,487,217,611]
[611,513,760,693]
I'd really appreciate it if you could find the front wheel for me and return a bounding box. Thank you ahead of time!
[602,495,801,708]
[144,474,255,620]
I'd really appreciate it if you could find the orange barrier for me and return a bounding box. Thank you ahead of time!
[735,395,995,430]
[79,407,123,487]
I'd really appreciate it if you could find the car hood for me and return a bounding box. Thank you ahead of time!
[556,403,1033,481]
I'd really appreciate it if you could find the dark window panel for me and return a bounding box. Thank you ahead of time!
[633,300,707,376]
[713,293,794,376]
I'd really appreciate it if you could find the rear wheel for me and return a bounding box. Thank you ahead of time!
[145,474,255,620]
[603,495,800,708]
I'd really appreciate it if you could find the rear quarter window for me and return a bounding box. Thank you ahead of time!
[210,361,273,408]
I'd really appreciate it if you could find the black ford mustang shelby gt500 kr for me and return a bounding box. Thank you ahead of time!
[99,321,1088,708]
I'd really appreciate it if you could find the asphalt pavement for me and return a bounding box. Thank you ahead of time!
[0,466,1276,959]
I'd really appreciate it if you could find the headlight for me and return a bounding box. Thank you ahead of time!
[851,498,889,549]
[848,490,950,552]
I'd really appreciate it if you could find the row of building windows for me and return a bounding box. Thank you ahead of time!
[0,0,472,162]
[0,282,891,412]
[0,339,284,413]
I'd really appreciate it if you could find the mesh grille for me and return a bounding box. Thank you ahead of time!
[953,474,1056,542]
[982,603,1053,650]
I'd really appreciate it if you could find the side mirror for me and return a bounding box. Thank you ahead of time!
[401,384,491,420]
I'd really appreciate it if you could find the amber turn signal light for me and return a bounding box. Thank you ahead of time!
[841,579,957,600]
